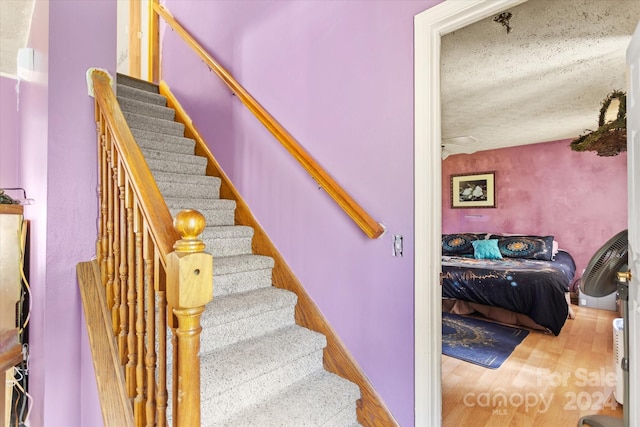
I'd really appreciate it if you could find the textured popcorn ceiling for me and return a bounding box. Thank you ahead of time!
[441,0,640,158]
[0,0,35,78]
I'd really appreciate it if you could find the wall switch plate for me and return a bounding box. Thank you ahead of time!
[393,235,403,257]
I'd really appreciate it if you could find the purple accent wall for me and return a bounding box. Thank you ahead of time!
[160,1,441,424]
[442,139,628,281]
[0,76,19,187]
[10,0,116,425]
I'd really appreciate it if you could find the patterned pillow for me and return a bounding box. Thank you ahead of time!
[489,235,555,261]
[442,233,487,255]
[472,239,503,260]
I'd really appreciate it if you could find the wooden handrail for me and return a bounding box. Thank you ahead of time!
[152,3,385,239]
[91,70,179,258]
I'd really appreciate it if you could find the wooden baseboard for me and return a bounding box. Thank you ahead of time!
[77,260,134,427]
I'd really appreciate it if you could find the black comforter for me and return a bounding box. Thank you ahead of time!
[441,250,576,335]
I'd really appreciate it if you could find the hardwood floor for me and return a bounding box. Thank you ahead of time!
[442,305,624,426]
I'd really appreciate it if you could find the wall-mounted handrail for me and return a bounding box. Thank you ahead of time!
[152,3,385,239]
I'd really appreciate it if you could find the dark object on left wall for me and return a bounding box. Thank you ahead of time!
[570,90,626,157]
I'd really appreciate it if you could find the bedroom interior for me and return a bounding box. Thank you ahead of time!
[437,0,637,424]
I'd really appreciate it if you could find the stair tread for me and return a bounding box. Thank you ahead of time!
[152,170,219,184]
[200,325,326,397]
[201,225,254,240]
[117,96,175,121]
[218,370,361,427]
[165,197,235,211]
[202,287,297,328]
[131,128,196,150]
[123,112,185,137]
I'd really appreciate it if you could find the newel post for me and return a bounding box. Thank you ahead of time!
[166,210,213,427]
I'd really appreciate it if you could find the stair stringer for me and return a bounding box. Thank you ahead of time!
[160,82,399,427]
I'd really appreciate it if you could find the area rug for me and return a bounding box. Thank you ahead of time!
[442,312,530,369]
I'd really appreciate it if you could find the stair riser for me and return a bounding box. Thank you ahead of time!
[147,159,207,176]
[214,269,273,297]
[165,199,236,213]
[156,181,221,199]
[201,350,324,425]
[136,138,195,156]
[118,97,175,121]
[169,208,235,226]
[325,404,360,427]
[201,307,295,352]
[203,237,253,257]
[141,148,207,166]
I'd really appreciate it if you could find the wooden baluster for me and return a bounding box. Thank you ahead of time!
[119,182,131,365]
[112,160,123,335]
[100,130,109,286]
[106,132,115,310]
[169,308,177,427]
[134,225,149,426]
[95,109,105,269]
[145,244,157,427]
[166,210,213,427]
[126,198,138,398]
[156,264,168,427]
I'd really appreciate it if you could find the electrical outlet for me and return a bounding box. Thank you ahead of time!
[393,235,403,257]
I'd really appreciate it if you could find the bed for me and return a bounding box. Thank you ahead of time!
[440,233,576,335]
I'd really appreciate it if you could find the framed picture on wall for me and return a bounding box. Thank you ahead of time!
[450,172,496,208]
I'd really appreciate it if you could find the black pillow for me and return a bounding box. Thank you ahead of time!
[489,235,555,261]
[442,233,487,255]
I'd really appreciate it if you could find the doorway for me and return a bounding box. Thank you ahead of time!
[414,0,638,426]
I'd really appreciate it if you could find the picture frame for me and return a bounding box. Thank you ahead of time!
[450,172,496,208]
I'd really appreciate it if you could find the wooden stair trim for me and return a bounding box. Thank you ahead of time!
[77,260,134,427]
[160,82,399,427]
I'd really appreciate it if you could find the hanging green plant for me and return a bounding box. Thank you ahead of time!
[570,90,626,157]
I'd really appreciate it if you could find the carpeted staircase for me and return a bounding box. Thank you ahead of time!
[115,74,361,427]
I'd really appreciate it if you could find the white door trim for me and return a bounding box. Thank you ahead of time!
[414,1,531,425]
[625,21,640,427]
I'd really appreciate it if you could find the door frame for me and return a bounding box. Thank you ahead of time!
[415,2,638,425]
[410,0,640,425]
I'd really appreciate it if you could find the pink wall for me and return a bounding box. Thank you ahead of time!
[442,139,628,280]
[0,76,19,186]
[13,0,115,425]
[160,1,441,425]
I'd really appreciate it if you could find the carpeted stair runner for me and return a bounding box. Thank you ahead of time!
[115,73,361,427]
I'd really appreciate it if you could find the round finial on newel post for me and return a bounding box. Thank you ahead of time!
[173,209,206,253]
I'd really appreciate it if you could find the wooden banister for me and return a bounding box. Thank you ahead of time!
[152,3,385,239]
[83,69,212,427]
[91,70,179,259]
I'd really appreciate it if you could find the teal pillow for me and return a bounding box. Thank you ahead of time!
[472,239,503,260]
